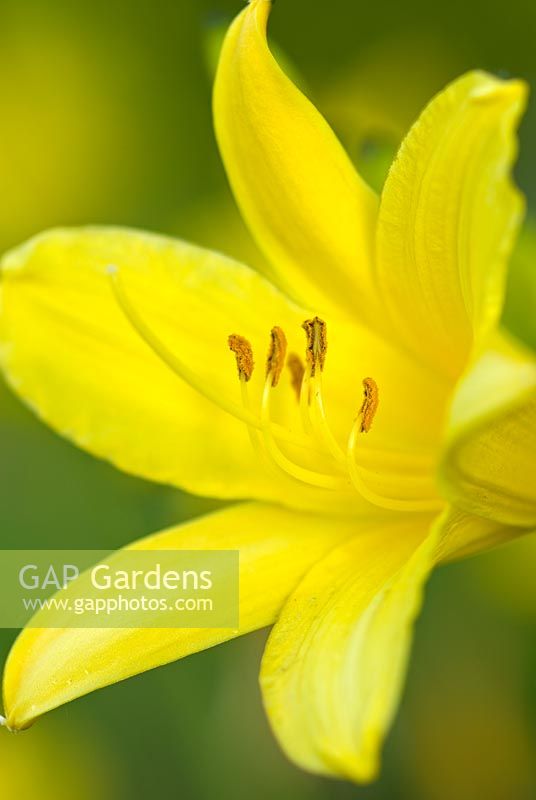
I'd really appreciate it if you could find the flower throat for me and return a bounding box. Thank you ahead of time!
[108,266,438,512]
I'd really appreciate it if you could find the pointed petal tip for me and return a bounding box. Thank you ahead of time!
[318,749,380,785]
[245,0,272,13]
[245,0,273,24]
[0,704,33,733]
[470,74,529,107]
[0,713,20,734]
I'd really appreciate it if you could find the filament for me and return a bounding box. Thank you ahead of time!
[347,418,442,512]
[260,375,347,490]
[299,363,313,434]
[308,371,347,467]
[109,268,441,511]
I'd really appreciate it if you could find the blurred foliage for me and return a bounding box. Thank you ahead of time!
[504,220,536,351]
[397,557,536,800]
[472,534,536,619]
[0,716,121,800]
[0,0,535,797]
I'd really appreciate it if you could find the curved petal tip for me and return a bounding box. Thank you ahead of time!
[470,75,528,105]
[0,713,17,734]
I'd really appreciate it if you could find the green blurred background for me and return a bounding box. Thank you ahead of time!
[1,0,535,797]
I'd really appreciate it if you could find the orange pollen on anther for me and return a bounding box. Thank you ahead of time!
[266,326,287,387]
[287,353,305,401]
[302,316,327,376]
[360,377,379,433]
[228,334,254,382]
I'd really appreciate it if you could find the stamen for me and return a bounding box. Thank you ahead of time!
[236,369,270,463]
[300,317,347,466]
[299,362,313,434]
[109,267,438,508]
[309,371,347,467]
[347,413,442,512]
[287,352,305,401]
[302,317,327,376]
[228,334,254,382]
[260,375,348,490]
[360,377,379,433]
[266,326,287,387]
[300,317,327,437]
[235,346,328,480]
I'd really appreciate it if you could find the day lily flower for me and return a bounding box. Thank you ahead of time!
[1,0,535,784]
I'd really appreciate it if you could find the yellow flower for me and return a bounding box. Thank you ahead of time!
[1,0,535,783]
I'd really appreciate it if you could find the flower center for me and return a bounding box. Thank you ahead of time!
[108,266,439,512]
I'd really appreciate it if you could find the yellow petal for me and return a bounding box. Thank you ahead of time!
[376,71,527,378]
[433,504,532,563]
[2,502,358,731]
[260,514,437,783]
[213,0,378,318]
[439,333,536,526]
[0,227,302,506]
[0,227,446,515]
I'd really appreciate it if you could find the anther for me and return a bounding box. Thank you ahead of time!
[228,334,254,382]
[302,317,327,376]
[266,326,287,387]
[360,377,379,433]
[287,353,305,401]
